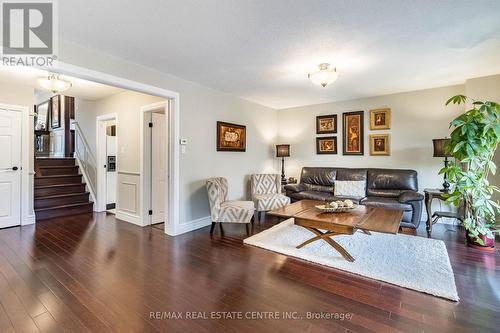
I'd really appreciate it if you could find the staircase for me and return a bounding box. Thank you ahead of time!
[35,158,94,220]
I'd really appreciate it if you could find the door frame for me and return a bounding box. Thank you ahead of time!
[45,62,181,235]
[140,102,168,226]
[0,103,34,226]
[95,113,118,212]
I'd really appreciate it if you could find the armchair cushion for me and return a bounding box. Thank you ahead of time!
[251,174,281,195]
[398,191,424,203]
[253,193,290,211]
[219,201,255,223]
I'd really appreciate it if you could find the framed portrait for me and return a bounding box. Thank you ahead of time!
[216,121,246,152]
[369,134,390,156]
[316,114,337,134]
[50,95,61,129]
[316,136,337,154]
[370,108,391,130]
[342,111,364,155]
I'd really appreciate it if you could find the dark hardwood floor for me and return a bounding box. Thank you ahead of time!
[0,213,498,333]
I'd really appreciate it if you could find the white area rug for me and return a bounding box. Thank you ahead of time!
[244,219,459,301]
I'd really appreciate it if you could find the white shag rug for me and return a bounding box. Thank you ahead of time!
[244,219,459,301]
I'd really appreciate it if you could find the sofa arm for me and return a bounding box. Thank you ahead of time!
[398,191,424,203]
[284,183,307,193]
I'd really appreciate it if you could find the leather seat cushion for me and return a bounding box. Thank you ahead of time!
[289,191,336,201]
[360,197,412,211]
[332,195,365,204]
[288,191,365,204]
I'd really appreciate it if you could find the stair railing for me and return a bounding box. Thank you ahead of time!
[73,121,97,202]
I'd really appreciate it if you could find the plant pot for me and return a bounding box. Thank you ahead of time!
[466,232,496,252]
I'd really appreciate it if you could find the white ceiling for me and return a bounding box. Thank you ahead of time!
[0,66,124,100]
[60,0,500,109]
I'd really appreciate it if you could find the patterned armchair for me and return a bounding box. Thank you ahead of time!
[251,174,290,215]
[206,177,255,234]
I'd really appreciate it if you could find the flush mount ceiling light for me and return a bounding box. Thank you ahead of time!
[308,63,338,87]
[36,74,72,93]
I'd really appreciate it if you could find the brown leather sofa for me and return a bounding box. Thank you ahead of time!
[284,167,424,229]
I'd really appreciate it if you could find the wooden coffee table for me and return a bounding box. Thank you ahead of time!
[268,200,403,262]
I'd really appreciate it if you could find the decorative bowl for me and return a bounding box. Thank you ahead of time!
[315,204,357,213]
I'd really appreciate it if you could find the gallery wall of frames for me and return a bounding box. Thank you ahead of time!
[315,108,391,156]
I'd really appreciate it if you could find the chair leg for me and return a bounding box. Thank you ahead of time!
[210,222,216,234]
[245,223,250,236]
[219,222,224,235]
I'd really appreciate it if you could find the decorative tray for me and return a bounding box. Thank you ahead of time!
[315,204,357,213]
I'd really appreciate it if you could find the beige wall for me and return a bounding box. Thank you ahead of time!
[277,85,465,190]
[276,85,466,222]
[63,42,278,230]
[0,82,35,106]
[464,74,500,201]
[76,91,164,172]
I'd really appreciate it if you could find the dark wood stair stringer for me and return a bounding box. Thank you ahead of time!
[35,157,94,220]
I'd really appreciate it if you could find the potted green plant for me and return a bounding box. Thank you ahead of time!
[442,95,500,250]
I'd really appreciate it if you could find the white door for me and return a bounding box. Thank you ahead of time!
[0,108,22,228]
[151,113,166,224]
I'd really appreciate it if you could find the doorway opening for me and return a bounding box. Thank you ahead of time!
[96,113,118,213]
[140,102,168,229]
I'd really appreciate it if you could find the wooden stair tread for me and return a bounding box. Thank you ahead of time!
[36,157,75,160]
[39,166,78,169]
[35,192,90,200]
[35,174,81,178]
[35,202,94,212]
[35,183,86,189]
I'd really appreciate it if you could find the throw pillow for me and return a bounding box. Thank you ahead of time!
[334,180,366,197]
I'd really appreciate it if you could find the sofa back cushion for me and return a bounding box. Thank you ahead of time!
[366,169,418,198]
[300,167,336,186]
[336,168,368,181]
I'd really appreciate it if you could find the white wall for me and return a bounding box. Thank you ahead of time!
[62,42,278,231]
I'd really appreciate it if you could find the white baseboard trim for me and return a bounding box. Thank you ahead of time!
[22,214,36,225]
[172,216,211,236]
[115,210,144,226]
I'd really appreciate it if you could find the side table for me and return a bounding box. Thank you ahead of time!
[424,188,462,238]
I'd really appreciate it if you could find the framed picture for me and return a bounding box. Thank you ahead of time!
[369,134,390,156]
[316,136,337,154]
[316,114,337,134]
[216,121,246,152]
[342,111,364,155]
[50,95,60,129]
[370,108,391,130]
